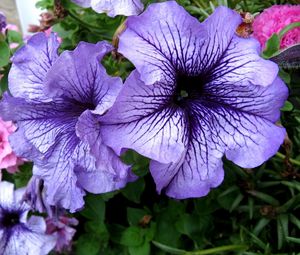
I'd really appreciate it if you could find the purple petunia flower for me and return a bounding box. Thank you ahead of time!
[100,2,288,198]
[0,12,6,32]
[0,181,56,255]
[0,33,136,212]
[71,0,144,17]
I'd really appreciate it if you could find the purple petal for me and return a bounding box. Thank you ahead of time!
[0,181,14,208]
[0,217,56,255]
[118,1,207,85]
[91,0,144,17]
[32,133,85,213]
[0,95,80,155]
[0,12,7,31]
[213,35,278,87]
[150,146,224,198]
[100,70,186,164]
[24,177,48,214]
[224,122,285,168]
[71,0,91,8]
[75,110,136,193]
[45,41,122,114]
[8,33,60,101]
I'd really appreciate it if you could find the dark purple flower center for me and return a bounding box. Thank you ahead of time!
[173,73,206,106]
[0,211,20,228]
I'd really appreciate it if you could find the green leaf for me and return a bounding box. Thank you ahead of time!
[277,217,284,250]
[13,163,33,188]
[7,30,23,44]
[281,101,293,112]
[155,201,185,246]
[253,218,270,236]
[122,150,149,177]
[247,190,280,206]
[175,213,208,238]
[241,226,268,250]
[0,41,10,67]
[122,178,145,203]
[127,207,148,225]
[278,214,289,240]
[0,68,8,95]
[281,181,300,192]
[85,220,109,238]
[286,236,300,244]
[262,33,280,58]
[129,241,151,255]
[290,214,300,230]
[278,194,300,213]
[120,226,144,246]
[75,233,101,255]
[248,197,254,220]
[144,222,156,242]
[278,69,291,84]
[230,193,244,212]
[80,194,105,222]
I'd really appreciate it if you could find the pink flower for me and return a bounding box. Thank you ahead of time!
[252,5,300,49]
[46,216,78,252]
[5,24,19,32]
[0,117,24,176]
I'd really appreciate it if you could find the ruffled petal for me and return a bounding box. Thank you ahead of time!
[211,35,278,87]
[101,70,186,164]
[0,94,80,154]
[118,1,207,85]
[91,0,143,17]
[33,134,85,213]
[189,98,286,168]
[75,110,136,193]
[0,219,56,255]
[8,33,59,101]
[150,145,224,199]
[45,41,122,114]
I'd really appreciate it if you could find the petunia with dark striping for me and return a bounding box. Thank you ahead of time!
[100,1,288,199]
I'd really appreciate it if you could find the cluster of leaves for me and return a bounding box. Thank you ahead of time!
[1,0,300,254]
[0,28,23,94]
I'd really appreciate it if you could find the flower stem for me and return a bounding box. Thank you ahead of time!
[276,152,300,167]
[185,244,248,255]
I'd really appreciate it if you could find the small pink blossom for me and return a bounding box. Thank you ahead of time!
[46,216,78,252]
[252,5,300,49]
[5,24,19,32]
[0,117,24,177]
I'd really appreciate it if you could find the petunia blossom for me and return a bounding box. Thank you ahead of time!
[0,32,135,212]
[0,181,56,255]
[71,0,144,17]
[0,118,24,177]
[100,2,288,199]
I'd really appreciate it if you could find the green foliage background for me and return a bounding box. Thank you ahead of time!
[1,0,300,254]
